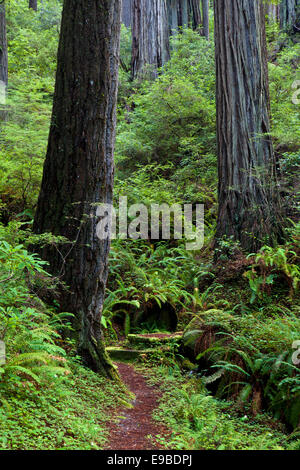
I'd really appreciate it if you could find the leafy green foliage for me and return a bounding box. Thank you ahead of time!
[147,366,288,450]
[115,29,217,213]
[1,2,299,450]
[0,0,59,213]
[0,360,127,450]
[244,241,300,302]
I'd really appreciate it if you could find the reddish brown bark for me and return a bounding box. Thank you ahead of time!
[214,0,282,251]
[33,0,122,377]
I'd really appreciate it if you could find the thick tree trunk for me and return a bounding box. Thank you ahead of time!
[131,0,170,79]
[122,0,132,28]
[33,0,122,379]
[214,0,282,252]
[201,0,209,39]
[279,0,299,30]
[29,0,38,11]
[0,2,7,117]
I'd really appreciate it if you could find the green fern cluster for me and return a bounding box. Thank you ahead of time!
[0,235,71,391]
[244,238,300,303]
[103,239,214,336]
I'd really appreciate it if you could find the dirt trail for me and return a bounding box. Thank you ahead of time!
[104,363,169,450]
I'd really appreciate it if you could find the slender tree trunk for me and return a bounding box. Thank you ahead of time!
[0,2,7,117]
[131,0,170,79]
[33,0,122,378]
[29,0,38,11]
[122,0,132,28]
[0,2,7,86]
[202,0,209,39]
[214,0,282,252]
[279,0,298,30]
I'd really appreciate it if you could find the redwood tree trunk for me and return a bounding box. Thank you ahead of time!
[29,0,38,11]
[188,0,202,29]
[168,0,201,32]
[279,0,298,30]
[131,0,170,79]
[0,2,8,87]
[33,0,121,378]
[122,0,132,28]
[267,2,279,22]
[201,0,209,39]
[214,0,282,251]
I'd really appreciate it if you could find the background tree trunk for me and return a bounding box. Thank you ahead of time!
[279,0,298,30]
[0,2,8,86]
[33,0,122,378]
[267,3,279,23]
[131,0,170,79]
[29,0,38,11]
[122,0,132,28]
[0,1,7,118]
[188,0,202,29]
[201,0,209,39]
[168,0,201,33]
[214,0,282,251]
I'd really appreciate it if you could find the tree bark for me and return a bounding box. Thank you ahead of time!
[188,0,202,29]
[33,0,122,379]
[0,1,7,86]
[267,3,279,22]
[201,0,209,39]
[214,0,282,252]
[279,0,299,30]
[168,0,202,33]
[0,1,7,118]
[29,0,38,11]
[122,0,132,28]
[131,0,170,79]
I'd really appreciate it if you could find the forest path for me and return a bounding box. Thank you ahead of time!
[104,362,169,450]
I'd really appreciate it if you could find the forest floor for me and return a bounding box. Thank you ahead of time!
[104,363,169,450]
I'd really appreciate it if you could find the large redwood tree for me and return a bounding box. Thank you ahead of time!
[131,0,170,78]
[214,0,282,251]
[33,0,122,378]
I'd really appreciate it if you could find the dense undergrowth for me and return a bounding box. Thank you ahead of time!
[146,366,298,450]
[0,0,299,450]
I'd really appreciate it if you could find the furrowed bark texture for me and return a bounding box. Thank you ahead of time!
[279,0,299,29]
[122,0,132,28]
[29,0,38,11]
[0,2,8,86]
[189,0,202,29]
[214,0,282,251]
[131,0,205,78]
[131,0,170,79]
[202,0,209,39]
[267,2,279,22]
[33,0,122,378]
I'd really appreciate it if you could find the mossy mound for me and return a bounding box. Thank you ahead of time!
[127,332,182,349]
